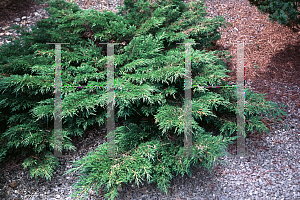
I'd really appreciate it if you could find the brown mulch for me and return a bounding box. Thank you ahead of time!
[202,0,300,109]
[200,0,300,156]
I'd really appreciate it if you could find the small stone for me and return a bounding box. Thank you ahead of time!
[0,33,5,36]
[21,16,27,20]
[37,8,44,13]
[14,18,21,22]
[9,181,18,188]
[117,185,122,192]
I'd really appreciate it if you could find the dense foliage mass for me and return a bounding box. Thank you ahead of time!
[0,0,287,199]
[248,0,300,29]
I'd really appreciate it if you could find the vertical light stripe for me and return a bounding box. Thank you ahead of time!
[184,43,193,158]
[236,42,246,157]
[176,42,201,158]
[53,43,63,157]
[47,43,70,158]
[107,43,116,158]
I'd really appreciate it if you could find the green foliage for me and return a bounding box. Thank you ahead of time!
[248,0,300,27]
[22,151,60,181]
[0,0,287,199]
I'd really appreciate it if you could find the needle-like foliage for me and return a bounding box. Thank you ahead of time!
[0,0,287,199]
